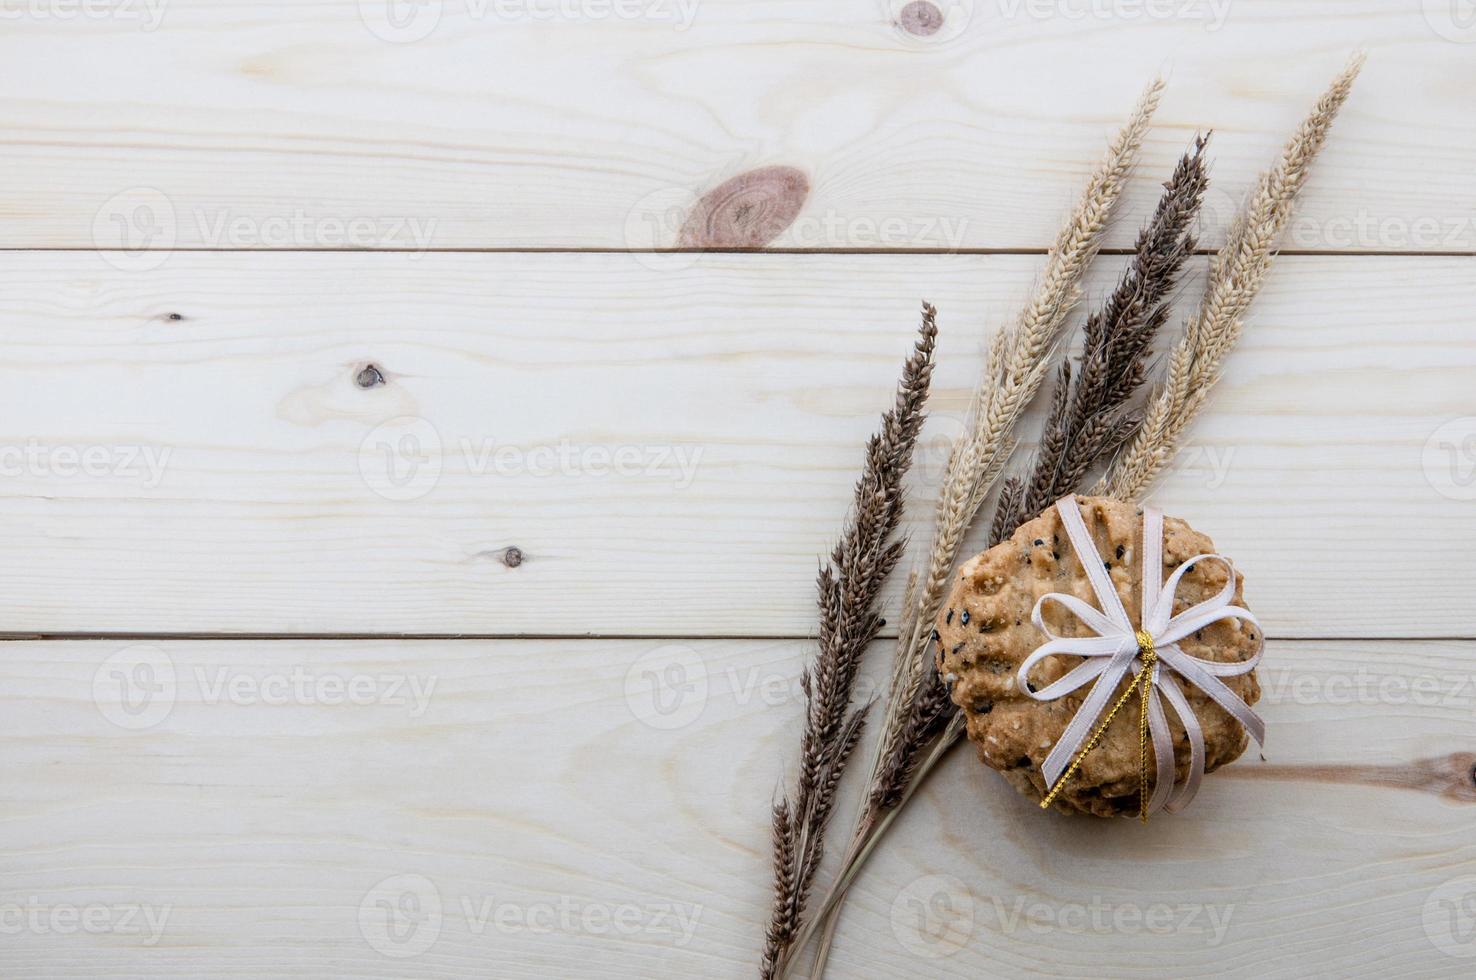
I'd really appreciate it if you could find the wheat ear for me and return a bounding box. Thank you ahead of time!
[877,76,1165,766]
[1098,56,1364,500]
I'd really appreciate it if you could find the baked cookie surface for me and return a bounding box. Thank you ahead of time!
[935,496,1261,817]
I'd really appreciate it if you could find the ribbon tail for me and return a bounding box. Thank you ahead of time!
[1161,646,1267,748]
[1041,645,1136,787]
[1157,672,1204,814]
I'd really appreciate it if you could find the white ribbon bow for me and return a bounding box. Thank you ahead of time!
[1018,495,1265,815]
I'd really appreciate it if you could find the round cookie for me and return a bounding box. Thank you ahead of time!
[934,496,1261,817]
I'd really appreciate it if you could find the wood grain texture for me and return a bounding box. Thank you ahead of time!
[0,637,1470,978]
[0,251,1469,636]
[0,1,1470,253]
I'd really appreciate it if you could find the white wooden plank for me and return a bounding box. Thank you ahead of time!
[0,1,1468,252]
[0,637,1470,978]
[0,251,1469,636]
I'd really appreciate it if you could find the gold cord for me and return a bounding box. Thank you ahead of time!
[1038,629,1158,821]
[1135,630,1157,823]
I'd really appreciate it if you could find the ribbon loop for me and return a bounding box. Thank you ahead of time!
[1017,495,1264,818]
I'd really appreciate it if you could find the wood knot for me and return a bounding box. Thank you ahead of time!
[899,0,945,35]
[501,546,524,568]
[167,312,185,321]
[1437,752,1476,803]
[677,165,809,249]
[355,364,386,389]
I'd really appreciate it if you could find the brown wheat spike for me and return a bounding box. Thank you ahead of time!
[782,79,1164,980]
[992,134,1211,540]
[759,304,938,980]
[1099,56,1364,501]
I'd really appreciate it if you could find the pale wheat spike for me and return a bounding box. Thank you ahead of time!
[878,79,1164,755]
[920,77,1163,626]
[1098,56,1364,501]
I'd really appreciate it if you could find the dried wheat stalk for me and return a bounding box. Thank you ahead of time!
[760,304,938,980]
[1098,56,1364,500]
[794,58,1363,979]
[992,134,1211,540]
[781,79,1164,979]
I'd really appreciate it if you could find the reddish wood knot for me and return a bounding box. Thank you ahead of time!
[501,546,524,568]
[677,166,809,249]
[899,0,945,36]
